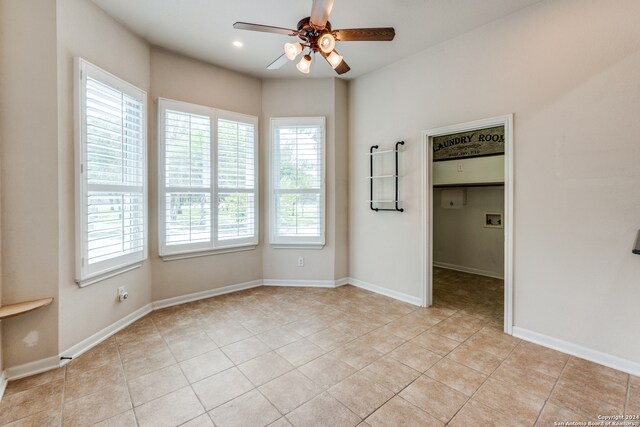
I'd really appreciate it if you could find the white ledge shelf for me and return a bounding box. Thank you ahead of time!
[0,297,54,320]
[368,175,399,179]
[366,150,398,155]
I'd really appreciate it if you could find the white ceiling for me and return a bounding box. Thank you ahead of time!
[92,0,541,80]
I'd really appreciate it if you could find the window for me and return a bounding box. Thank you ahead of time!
[158,99,258,258]
[270,117,325,247]
[75,58,147,286]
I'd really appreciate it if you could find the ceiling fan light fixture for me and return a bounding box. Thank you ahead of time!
[296,54,312,74]
[284,42,303,60]
[318,33,336,53]
[233,2,395,75]
[326,50,343,69]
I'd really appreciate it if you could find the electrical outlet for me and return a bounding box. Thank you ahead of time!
[297,257,304,267]
[117,286,129,302]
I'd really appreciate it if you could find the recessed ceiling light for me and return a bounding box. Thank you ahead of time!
[233,41,243,48]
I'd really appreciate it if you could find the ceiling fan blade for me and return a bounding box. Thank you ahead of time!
[267,53,290,70]
[334,28,396,42]
[310,0,334,29]
[333,59,351,75]
[233,22,297,36]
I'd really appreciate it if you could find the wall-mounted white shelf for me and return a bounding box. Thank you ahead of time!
[369,142,404,212]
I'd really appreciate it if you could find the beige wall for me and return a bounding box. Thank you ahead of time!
[261,78,348,282]
[0,4,3,372]
[55,0,153,353]
[333,79,349,279]
[0,0,61,368]
[349,0,640,362]
[149,48,263,301]
[433,186,504,278]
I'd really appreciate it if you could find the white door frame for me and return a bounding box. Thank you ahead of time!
[421,114,514,334]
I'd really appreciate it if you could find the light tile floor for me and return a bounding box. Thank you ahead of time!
[1,268,638,426]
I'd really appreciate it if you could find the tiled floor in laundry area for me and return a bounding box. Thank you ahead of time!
[1,268,638,426]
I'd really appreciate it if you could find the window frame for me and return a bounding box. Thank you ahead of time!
[75,58,148,287]
[157,98,259,260]
[269,116,326,248]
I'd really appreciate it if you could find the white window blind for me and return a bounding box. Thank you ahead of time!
[271,117,325,247]
[217,113,257,244]
[158,99,258,258]
[163,108,211,249]
[76,58,147,285]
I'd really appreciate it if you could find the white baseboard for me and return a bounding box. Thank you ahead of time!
[60,303,153,362]
[4,355,62,381]
[433,261,504,280]
[335,277,349,287]
[4,304,152,382]
[0,370,7,401]
[513,326,640,377]
[153,280,263,310]
[347,277,422,306]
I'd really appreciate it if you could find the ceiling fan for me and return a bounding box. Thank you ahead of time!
[233,0,395,75]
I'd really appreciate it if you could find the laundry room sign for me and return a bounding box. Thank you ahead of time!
[433,125,504,161]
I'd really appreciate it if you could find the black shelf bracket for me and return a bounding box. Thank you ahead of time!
[370,141,404,212]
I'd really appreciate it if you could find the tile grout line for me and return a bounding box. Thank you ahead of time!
[355,308,465,424]
[149,314,211,425]
[306,300,434,424]
[444,335,523,426]
[205,289,431,421]
[137,300,333,421]
[234,358,287,420]
[624,373,631,416]
[194,300,317,421]
[244,298,367,417]
[531,350,572,426]
[59,366,67,427]
[373,319,471,427]
[113,334,140,427]
[124,317,201,422]
[59,339,133,426]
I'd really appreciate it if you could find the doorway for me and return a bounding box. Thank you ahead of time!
[421,115,514,334]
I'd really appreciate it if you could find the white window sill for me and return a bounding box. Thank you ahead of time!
[161,244,257,261]
[270,243,325,250]
[76,263,143,288]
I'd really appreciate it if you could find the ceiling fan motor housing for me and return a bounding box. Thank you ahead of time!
[297,17,334,51]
